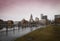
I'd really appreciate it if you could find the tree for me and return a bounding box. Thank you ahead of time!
[0,19,4,30]
[6,20,14,28]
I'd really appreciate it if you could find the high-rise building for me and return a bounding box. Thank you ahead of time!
[41,14,47,19]
[29,14,34,22]
[41,14,43,19]
[40,14,48,25]
[55,15,60,18]
[55,15,60,24]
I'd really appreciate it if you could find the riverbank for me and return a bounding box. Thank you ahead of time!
[15,25,60,41]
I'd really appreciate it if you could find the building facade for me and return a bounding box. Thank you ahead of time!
[35,17,39,22]
[29,14,34,22]
[55,15,60,24]
[41,14,48,25]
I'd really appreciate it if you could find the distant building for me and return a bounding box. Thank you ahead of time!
[29,14,34,22]
[55,15,60,24]
[35,17,39,22]
[14,21,19,25]
[14,21,19,27]
[40,19,46,25]
[55,15,60,18]
[40,14,48,25]
[41,14,47,19]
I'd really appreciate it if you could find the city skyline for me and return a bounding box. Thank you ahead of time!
[0,0,60,21]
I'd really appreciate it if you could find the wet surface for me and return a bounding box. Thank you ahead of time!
[0,26,42,41]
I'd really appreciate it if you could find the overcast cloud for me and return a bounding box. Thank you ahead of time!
[0,0,60,21]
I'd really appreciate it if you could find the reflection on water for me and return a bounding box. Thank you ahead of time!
[0,26,42,41]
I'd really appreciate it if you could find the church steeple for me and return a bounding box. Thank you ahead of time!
[29,14,34,22]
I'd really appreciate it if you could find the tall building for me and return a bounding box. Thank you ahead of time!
[29,14,34,22]
[40,14,48,25]
[55,15,60,24]
[41,14,47,19]
[41,14,43,19]
[55,15,60,18]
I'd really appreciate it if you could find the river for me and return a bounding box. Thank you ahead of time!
[0,26,44,41]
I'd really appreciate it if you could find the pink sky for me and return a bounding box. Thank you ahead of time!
[0,0,60,21]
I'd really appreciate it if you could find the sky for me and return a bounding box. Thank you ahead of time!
[0,0,60,21]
